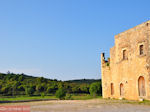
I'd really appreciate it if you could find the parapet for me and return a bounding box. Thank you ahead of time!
[101,53,110,67]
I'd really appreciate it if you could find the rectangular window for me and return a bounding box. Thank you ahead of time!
[139,45,144,55]
[123,49,127,60]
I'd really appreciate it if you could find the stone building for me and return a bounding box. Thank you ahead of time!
[101,20,150,100]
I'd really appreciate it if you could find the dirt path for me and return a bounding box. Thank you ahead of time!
[1,99,150,112]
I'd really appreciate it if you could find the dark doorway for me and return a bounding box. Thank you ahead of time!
[111,83,114,95]
[138,76,146,97]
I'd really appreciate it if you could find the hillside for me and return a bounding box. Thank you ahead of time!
[0,72,101,96]
[65,79,101,84]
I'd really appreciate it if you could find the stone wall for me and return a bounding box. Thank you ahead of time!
[101,20,150,100]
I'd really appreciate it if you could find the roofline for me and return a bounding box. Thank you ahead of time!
[115,20,150,38]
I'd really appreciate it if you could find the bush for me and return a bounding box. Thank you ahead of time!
[80,84,89,93]
[25,87,34,96]
[41,93,45,98]
[55,88,66,100]
[89,82,102,97]
[65,94,72,100]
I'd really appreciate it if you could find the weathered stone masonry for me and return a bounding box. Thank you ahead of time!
[101,20,150,100]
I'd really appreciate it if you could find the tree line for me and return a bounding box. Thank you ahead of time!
[0,72,102,97]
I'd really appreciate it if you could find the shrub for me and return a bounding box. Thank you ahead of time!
[55,88,66,100]
[25,87,34,96]
[41,93,45,98]
[89,82,102,97]
[65,94,72,100]
[80,84,89,93]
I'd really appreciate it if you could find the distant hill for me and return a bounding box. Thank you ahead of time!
[0,72,100,84]
[65,79,101,84]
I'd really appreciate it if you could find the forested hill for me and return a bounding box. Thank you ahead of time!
[65,79,101,84]
[0,72,100,84]
[0,72,101,96]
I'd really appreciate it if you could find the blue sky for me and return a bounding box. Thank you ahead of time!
[0,0,149,80]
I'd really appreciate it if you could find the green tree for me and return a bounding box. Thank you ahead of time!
[1,86,9,95]
[18,75,24,82]
[46,83,58,94]
[71,85,80,93]
[46,87,53,94]
[36,85,44,92]
[41,92,45,98]
[55,88,66,100]
[80,84,89,93]
[36,77,46,83]
[25,87,34,96]
[89,82,102,97]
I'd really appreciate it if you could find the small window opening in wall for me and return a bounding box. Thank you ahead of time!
[111,83,114,95]
[139,45,144,55]
[146,23,149,26]
[120,83,124,96]
[123,49,127,60]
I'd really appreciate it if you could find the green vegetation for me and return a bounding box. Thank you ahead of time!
[89,82,102,97]
[0,72,102,101]
[66,79,101,84]
[127,99,150,105]
[71,94,102,100]
[0,94,102,101]
[65,94,73,100]
[55,88,66,100]
[0,95,57,101]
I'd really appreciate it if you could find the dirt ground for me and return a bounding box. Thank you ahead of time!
[1,99,150,112]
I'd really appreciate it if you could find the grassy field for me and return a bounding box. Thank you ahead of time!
[0,95,57,101]
[100,98,150,106]
[127,99,150,105]
[0,94,101,101]
[71,94,102,100]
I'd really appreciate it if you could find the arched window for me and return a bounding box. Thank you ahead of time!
[139,45,144,55]
[111,83,114,95]
[120,83,124,96]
